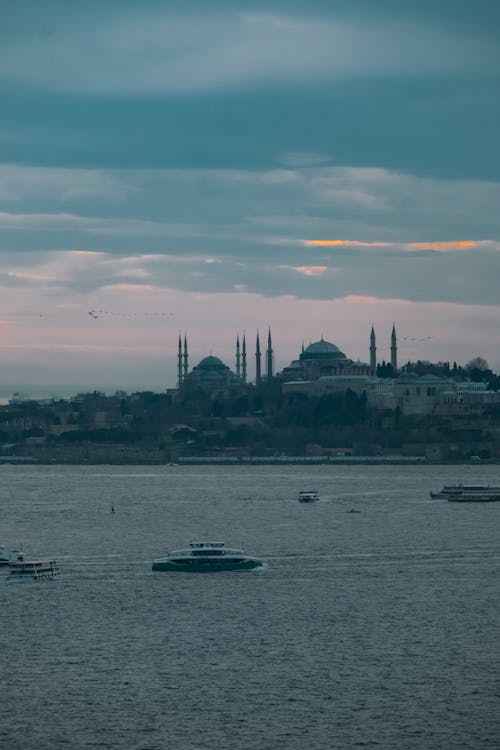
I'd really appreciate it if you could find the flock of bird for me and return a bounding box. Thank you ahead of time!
[401,336,433,343]
[85,312,435,348]
[31,311,432,346]
[88,309,174,320]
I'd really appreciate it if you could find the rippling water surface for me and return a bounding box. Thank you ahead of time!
[1,464,500,749]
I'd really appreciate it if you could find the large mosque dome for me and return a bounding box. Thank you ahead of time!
[197,355,227,370]
[280,335,369,380]
[185,353,241,392]
[301,338,346,361]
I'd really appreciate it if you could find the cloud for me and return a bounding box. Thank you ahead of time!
[3,163,500,252]
[0,210,175,237]
[0,163,499,306]
[0,164,133,203]
[306,240,393,247]
[294,266,328,276]
[0,8,496,95]
[306,240,480,252]
[1,240,499,311]
[408,241,477,251]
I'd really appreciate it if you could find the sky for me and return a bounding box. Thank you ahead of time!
[1,0,499,397]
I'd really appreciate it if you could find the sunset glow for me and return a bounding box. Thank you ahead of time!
[408,241,477,251]
[294,265,328,275]
[306,240,351,246]
[307,240,478,251]
[306,240,392,247]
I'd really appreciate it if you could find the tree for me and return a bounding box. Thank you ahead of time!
[465,357,489,372]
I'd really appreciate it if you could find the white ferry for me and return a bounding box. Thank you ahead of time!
[298,490,320,503]
[7,554,61,583]
[152,542,262,572]
[430,485,500,502]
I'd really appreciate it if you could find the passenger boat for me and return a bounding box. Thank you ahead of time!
[0,545,22,566]
[152,542,262,572]
[298,490,320,503]
[7,554,61,583]
[430,485,500,502]
[430,485,458,499]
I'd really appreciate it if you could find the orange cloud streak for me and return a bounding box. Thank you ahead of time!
[294,265,327,276]
[408,241,476,250]
[306,240,391,247]
[306,239,478,252]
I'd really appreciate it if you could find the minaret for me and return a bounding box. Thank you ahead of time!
[242,333,247,383]
[183,333,188,380]
[266,327,274,379]
[236,334,241,379]
[255,331,262,385]
[390,324,397,374]
[370,326,377,376]
[177,333,183,386]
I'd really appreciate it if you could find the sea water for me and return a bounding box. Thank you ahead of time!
[1,464,499,749]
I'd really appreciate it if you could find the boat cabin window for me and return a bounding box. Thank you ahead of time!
[191,549,224,556]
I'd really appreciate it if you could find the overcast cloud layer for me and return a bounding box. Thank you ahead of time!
[0,0,499,393]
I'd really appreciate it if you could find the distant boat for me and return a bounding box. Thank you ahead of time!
[152,542,262,572]
[298,490,320,503]
[7,554,60,583]
[430,484,500,502]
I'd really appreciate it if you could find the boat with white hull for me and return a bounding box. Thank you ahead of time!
[430,485,500,502]
[298,490,320,503]
[152,542,262,572]
[7,555,60,583]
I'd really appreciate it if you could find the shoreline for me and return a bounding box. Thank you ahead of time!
[1,456,497,466]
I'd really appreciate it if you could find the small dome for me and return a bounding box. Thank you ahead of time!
[301,339,346,360]
[420,374,445,382]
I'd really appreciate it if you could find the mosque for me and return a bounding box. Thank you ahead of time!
[174,328,500,418]
[176,326,397,392]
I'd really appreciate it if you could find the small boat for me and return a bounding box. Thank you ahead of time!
[152,542,262,572]
[0,545,22,566]
[298,490,320,503]
[430,484,500,502]
[7,554,61,583]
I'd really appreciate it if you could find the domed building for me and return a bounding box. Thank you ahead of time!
[175,328,385,391]
[183,354,241,394]
[281,337,370,381]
